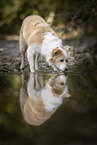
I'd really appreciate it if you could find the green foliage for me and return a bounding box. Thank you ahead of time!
[54,0,97,35]
[0,0,54,34]
[0,0,97,34]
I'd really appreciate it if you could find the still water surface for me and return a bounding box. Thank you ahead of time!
[0,64,97,145]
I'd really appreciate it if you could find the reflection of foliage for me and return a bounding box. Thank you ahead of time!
[67,65,97,109]
[0,70,97,143]
[0,75,35,141]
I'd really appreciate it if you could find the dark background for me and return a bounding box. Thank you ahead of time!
[0,0,97,35]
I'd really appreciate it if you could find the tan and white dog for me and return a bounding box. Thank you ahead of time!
[20,73,70,126]
[19,15,69,72]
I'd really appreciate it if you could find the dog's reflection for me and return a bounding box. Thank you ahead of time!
[20,73,70,126]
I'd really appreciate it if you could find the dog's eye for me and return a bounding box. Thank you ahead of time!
[60,59,64,62]
[66,59,68,63]
[60,82,64,85]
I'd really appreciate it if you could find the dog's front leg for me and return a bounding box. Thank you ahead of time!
[21,53,25,69]
[27,48,35,72]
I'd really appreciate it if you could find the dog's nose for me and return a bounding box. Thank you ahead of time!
[64,67,68,71]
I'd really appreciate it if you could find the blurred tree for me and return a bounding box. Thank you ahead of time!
[0,0,55,34]
[0,0,97,35]
[54,0,97,35]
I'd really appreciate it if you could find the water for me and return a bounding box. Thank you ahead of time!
[0,64,97,145]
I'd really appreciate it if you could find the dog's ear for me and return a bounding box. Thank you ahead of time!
[53,48,62,56]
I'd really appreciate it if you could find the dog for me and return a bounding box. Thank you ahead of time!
[20,73,70,126]
[19,15,69,72]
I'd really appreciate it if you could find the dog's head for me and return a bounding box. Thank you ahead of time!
[49,75,68,97]
[49,46,69,71]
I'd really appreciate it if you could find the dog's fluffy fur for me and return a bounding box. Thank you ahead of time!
[20,73,69,126]
[19,15,69,72]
